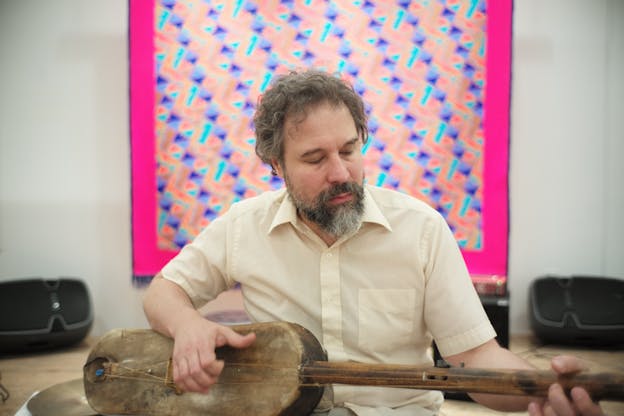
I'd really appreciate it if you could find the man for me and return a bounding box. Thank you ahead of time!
[143,69,605,416]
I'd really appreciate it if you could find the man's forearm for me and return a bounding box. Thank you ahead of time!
[445,338,536,411]
[142,274,202,338]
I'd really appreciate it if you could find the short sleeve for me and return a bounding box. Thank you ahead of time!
[160,214,232,308]
[421,213,496,357]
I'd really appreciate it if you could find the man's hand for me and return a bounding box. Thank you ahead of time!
[170,316,256,393]
[528,355,605,416]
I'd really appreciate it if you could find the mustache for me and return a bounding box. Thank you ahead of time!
[318,182,362,204]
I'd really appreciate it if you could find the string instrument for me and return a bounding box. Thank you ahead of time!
[83,321,624,416]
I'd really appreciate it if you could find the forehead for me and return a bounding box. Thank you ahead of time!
[283,101,356,142]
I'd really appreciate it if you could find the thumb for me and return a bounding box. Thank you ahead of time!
[551,355,587,375]
[215,327,256,349]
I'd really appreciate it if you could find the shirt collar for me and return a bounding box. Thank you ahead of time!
[268,185,392,234]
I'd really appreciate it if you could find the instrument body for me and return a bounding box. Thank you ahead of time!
[84,322,326,416]
[84,321,624,416]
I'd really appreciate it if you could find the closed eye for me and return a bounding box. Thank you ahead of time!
[340,139,359,156]
[300,138,359,164]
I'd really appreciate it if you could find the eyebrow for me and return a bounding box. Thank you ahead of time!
[299,137,359,159]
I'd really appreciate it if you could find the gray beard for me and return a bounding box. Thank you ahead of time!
[286,181,365,238]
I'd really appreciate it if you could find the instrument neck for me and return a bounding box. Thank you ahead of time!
[301,360,624,401]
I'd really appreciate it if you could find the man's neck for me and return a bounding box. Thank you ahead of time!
[298,213,338,247]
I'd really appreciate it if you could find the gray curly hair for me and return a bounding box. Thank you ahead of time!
[253,69,369,173]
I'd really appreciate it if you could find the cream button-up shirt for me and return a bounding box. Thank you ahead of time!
[162,185,496,414]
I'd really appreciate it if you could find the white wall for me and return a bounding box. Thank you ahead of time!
[1,1,622,336]
[0,0,147,335]
[508,0,624,332]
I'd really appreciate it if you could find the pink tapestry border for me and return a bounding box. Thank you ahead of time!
[462,0,512,276]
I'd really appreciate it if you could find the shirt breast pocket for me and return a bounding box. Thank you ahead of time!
[358,289,417,353]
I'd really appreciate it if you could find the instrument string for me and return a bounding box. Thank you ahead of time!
[89,371,560,394]
[101,361,562,380]
[90,370,451,390]
[99,361,301,385]
[91,363,624,400]
[94,360,558,393]
[102,361,171,383]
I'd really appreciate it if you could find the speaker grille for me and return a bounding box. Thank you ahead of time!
[57,280,91,324]
[530,275,624,346]
[0,280,52,331]
[0,278,92,331]
[570,277,624,325]
[532,278,568,322]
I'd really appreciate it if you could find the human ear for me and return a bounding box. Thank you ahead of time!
[271,159,283,177]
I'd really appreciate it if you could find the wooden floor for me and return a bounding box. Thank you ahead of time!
[1,334,623,416]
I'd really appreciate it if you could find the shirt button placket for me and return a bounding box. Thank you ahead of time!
[319,249,346,362]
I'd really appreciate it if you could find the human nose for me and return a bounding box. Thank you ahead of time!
[326,155,350,183]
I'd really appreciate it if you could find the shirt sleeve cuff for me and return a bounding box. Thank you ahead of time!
[435,321,497,357]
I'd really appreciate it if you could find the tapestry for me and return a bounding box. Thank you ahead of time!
[130,0,511,289]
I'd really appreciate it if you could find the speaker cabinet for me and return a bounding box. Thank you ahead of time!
[0,278,93,354]
[530,275,624,346]
[481,295,510,348]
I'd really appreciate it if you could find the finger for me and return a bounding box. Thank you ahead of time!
[172,356,186,386]
[178,370,213,393]
[185,371,218,393]
[197,348,225,378]
[547,384,576,416]
[173,356,205,392]
[528,401,544,416]
[551,355,587,374]
[542,403,557,416]
[571,387,604,416]
[216,328,257,349]
[172,348,214,392]
[195,346,217,372]
[186,350,221,388]
[185,376,214,393]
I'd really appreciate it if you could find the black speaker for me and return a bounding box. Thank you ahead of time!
[529,275,624,346]
[0,278,93,354]
[481,295,510,348]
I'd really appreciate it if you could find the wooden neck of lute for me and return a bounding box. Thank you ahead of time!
[300,361,624,401]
